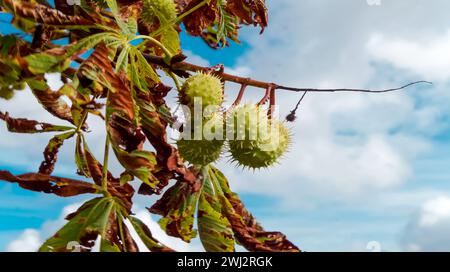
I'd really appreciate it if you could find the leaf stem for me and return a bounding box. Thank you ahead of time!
[75,110,89,133]
[101,136,111,197]
[168,71,182,91]
[133,35,173,61]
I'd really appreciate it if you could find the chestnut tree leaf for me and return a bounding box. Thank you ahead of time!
[0,170,97,197]
[149,179,202,242]
[0,111,73,134]
[210,166,300,252]
[197,166,235,252]
[2,0,93,26]
[128,216,174,252]
[26,78,76,125]
[39,131,76,175]
[39,197,128,252]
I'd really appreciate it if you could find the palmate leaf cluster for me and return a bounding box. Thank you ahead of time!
[0,0,299,252]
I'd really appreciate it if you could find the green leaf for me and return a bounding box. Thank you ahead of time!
[197,166,235,252]
[160,27,180,55]
[75,134,91,178]
[115,45,130,73]
[128,48,142,90]
[0,35,25,57]
[39,197,126,252]
[106,0,137,38]
[124,17,138,38]
[66,32,119,57]
[0,59,21,86]
[24,53,70,75]
[136,50,160,82]
[129,216,174,252]
[128,47,160,92]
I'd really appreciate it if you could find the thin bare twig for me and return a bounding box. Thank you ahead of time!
[277,81,433,93]
[143,54,432,94]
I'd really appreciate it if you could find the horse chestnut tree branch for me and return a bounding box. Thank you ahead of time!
[0,0,428,252]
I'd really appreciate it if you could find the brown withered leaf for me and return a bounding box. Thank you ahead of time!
[0,170,97,197]
[25,77,76,125]
[107,87,161,189]
[226,0,268,32]
[76,44,115,96]
[176,0,219,37]
[0,111,73,134]
[54,0,76,15]
[136,90,201,195]
[149,177,202,242]
[39,131,76,175]
[175,0,267,47]
[55,0,107,22]
[137,91,176,168]
[31,25,54,51]
[3,0,92,26]
[210,166,300,252]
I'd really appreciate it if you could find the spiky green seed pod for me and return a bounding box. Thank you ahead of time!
[142,0,177,25]
[226,104,271,143]
[177,114,225,166]
[177,138,224,166]
[179,73,224,110]
[227,104,291,169]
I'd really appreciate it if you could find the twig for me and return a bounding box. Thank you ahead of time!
[143,54,432,94]
[268,87,276,119]
[257,87,271,106]
[277,81,433,93]
[101,136,111,197]
[230,84,247,108]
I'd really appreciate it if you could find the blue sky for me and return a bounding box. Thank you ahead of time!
[1,0,450,252]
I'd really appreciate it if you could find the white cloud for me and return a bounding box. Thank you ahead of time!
[418,197,450,228]
[401,196,450,251]
[5,229,41,252]
[368,31,450,81]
